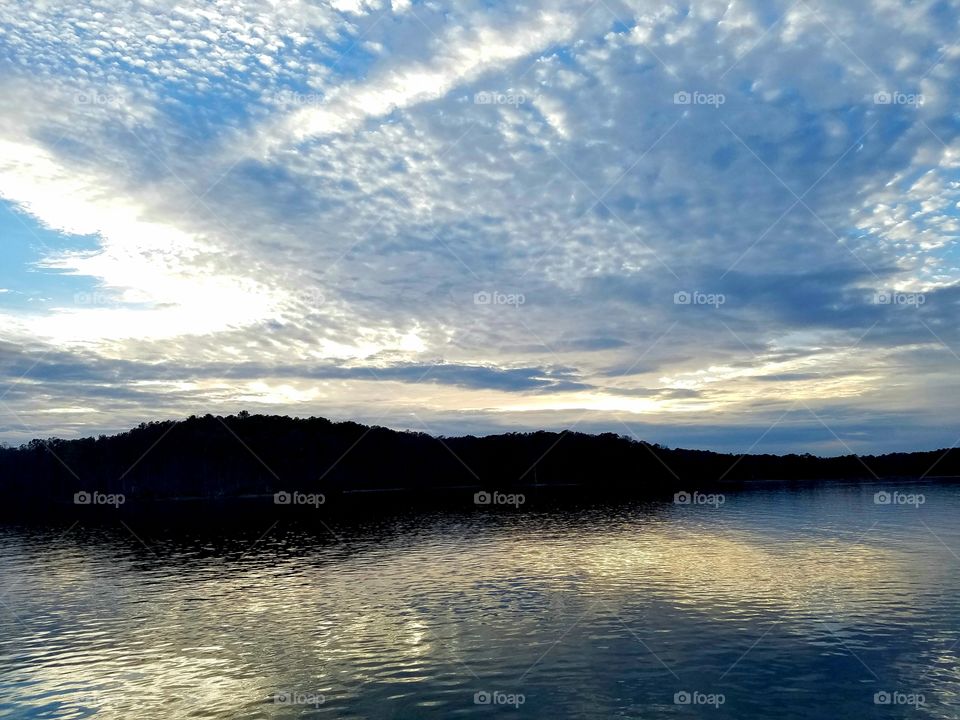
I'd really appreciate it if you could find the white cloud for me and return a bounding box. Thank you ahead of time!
[0,138,283,342]
[0,0,958,451]
[243,5,582,153]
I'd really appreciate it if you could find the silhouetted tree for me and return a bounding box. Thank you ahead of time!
[0,413,956,514]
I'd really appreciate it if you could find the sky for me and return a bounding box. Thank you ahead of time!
[0,0,958,454]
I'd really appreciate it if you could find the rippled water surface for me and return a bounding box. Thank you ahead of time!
[2,480,960,718]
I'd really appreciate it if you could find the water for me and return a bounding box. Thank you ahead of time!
[1,480,959,719]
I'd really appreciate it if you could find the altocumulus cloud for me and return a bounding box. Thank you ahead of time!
[0,0,958,453]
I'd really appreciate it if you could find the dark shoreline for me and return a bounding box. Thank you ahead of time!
[2,413,957,518]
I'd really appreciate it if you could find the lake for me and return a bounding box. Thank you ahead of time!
[1,479,958,718]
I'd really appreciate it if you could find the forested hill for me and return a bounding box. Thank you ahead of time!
[0,413,957,509]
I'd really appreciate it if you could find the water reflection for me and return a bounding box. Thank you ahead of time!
[1,482,959,718]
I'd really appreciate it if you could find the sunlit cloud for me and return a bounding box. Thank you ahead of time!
[0,0,958,452]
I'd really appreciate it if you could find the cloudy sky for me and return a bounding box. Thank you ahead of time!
[0,0,958,454]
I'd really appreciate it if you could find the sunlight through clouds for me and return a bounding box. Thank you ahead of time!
[0,0,958,451]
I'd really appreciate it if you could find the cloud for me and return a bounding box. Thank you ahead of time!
[0,0,959,452]
[248,3,583,151]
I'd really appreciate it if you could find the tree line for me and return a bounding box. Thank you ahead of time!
[0,413,956,511]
